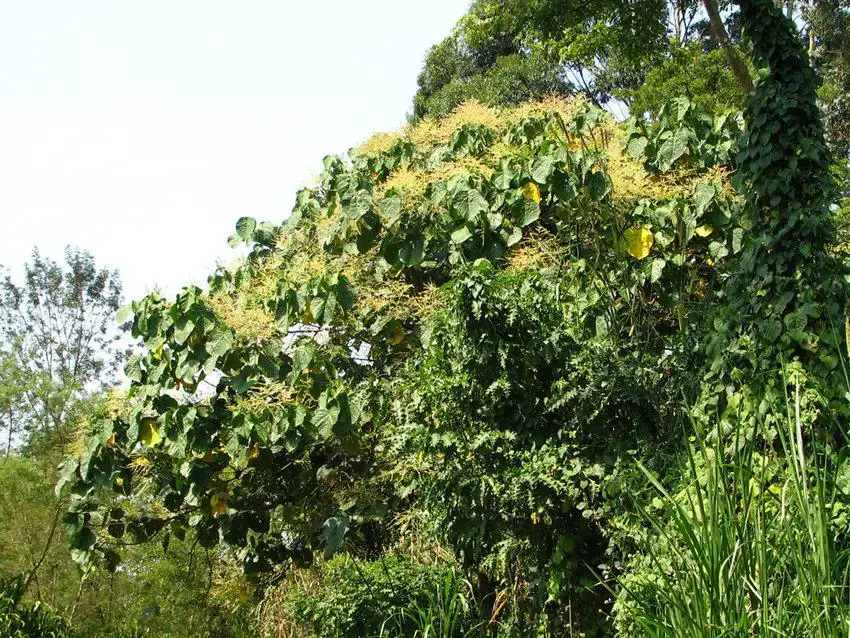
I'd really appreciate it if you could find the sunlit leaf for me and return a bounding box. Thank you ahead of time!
[522,182,541,205]
[624,227,654,260]
[139,418,162,447]
[211,490,229,516]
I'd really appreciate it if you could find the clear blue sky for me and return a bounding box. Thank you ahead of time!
[0,1,467,301]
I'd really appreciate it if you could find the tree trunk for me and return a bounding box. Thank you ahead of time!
[5,408,11,457]
[703,0,755,92]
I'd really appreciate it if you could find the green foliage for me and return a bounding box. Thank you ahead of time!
[410,0,744,120]
[0,247,125,446]
[381,569,483,638]
[54,1,850,634]
[628,43,745,118]
[59,93,745,635]
[266,554,461,637]
[0,575,69,638]
[700,0,848,437]
[413,38,570,120]
[809,0,850,157]
[615,382,850,636]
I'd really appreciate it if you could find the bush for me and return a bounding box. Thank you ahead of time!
[260,554,478,637]
[0,575,69,638]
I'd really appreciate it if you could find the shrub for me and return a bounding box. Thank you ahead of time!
[0,575,69,638]
[259,554,474,637]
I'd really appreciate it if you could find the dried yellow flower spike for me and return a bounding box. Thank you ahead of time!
[695,225,714,237]
[624,227,654,260]
[522,182,541,205]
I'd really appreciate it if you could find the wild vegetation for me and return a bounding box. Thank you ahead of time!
[3,0,850,636]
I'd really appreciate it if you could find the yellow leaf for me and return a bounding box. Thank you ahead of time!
[247,442,260,461]
[139,418,162,447]
[387,324,404,345]
[695,225,713,237]
[211,490,229,516]
[522,182,541,205]
[623,227,654,260]
[106,433,116,447]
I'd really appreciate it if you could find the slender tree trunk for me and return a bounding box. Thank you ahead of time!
[67,575,86,624]
[5,408,11,457]
[703,0,755,92]
[20,501,62,598]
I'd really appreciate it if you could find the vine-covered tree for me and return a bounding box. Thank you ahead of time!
[56,0,850,634]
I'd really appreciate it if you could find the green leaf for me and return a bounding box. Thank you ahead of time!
[453,188,488,222]
[235,217,257,242]
[313,393,341,440]
[206,326,233,360]
[116,304,133,324]
[502,226,523,247]
[380,195,403,227]
[451,225,474,244]
[398,234,425,266]
[291,342,314,372]
[708,240,729,260]
[530,156,554,183]
[322,516,349,558]
[587,172,610,201]
[784,311,807,332]
[656,128,691,172]
[627,136,649,158]
[693,183,716,216]
[650,258,666,283]
[551,173,577,201]
[760,319,782,341]
[173,315,195,346]
[124,354,143,383]
[520,200,540,227]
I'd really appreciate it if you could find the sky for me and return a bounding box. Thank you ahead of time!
[0,1,468,302]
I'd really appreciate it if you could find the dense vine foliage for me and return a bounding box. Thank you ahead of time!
[699,0,848,433]
[56,3,850,632]
[57,95,744,632]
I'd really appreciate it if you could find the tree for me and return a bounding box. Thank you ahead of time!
[59,92,745,632]
[0,247,124,445]
[0,353,28,457]
[807,0,850,157]
[411,0,716,119]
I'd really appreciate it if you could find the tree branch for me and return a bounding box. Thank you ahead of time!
[703,0,755,92]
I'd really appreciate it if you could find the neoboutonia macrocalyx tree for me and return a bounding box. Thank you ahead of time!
[58,1,846,629]
[57,93,742,608]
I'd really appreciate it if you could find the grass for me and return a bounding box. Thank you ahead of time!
[617,372,850,637]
